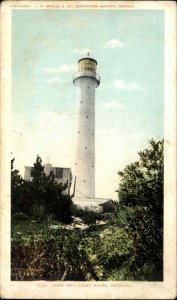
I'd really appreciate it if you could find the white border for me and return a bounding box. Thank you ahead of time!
[1,1,176,299]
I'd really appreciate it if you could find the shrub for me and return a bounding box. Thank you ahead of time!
[12,212,29,221]
[71,204,102,225]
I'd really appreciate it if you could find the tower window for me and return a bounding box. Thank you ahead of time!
[85,147,87,149]
[86,116,88,118]
[88,87,90,89]
[78,131,80,133]
[92,165,94,167]
[75,163,77,165]
[55,168,63,179]
[84,180,86,182]
[80,101,82,103]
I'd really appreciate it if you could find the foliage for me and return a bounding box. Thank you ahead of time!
[31,155,45,185]
[71,204,103,225]
[11,155,72,223]
[11,158,26,214]
[13,212,29,221]
[11,218,144,281]
[29,155,46,215]
[117,139,163,210]
[96,226,135,280]
[11,220,103,281]
[11,139,164,281]
[116,139,164,280]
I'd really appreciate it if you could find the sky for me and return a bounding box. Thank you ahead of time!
[12,9,164,200]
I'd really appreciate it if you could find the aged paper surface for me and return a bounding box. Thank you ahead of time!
[1,1,176,299]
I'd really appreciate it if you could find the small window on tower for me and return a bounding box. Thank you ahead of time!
[85,147,87,149]
[55,168,63,179]
[88,86,90,89]
[86,116,88,118]
[80,101,82,103]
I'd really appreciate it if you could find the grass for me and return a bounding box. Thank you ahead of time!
[11,213,163,281]
[11,217,104,281]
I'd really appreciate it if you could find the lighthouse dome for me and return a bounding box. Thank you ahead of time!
[78,57,97,73]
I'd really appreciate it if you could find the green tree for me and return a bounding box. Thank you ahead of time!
[118,139,163,209]
[31,155,45,185]
[30,155,72,223]
[116,139,163,280]
[11,158,25,214]
[44,171,72,223]
[11,155,72,223]
[29,155,46,218]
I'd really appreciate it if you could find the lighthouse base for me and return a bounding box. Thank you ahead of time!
[73,197,112,213]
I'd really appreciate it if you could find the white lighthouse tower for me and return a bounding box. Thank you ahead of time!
[73,55,100,208]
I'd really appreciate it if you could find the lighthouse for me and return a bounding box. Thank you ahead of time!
[73,55,100,207]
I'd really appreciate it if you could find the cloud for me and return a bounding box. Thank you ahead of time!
[96,100,124,115]
[46,77,61,84]
[45,64,76,73]
[114,80,140,91]
[73,48,91,55]
[35,110,73,130]
[105,39,123,48]
[104,101,124,110]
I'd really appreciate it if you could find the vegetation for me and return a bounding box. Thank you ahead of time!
[11,155,72,223]
[71,204,103,226]
[11,139,163,281]
[116,139,163,280]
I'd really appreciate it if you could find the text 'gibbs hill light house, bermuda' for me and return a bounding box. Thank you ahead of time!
[73,54,102,210]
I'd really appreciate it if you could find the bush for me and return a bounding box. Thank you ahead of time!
[11,156,73,224]
[71,204,102,225]
[116,139,163,280]
[12,212,29,221]
[11,220,103,281]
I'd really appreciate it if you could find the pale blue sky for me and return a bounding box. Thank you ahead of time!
[12,9,164,199]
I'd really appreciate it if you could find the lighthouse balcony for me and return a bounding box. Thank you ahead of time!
[73,70,100,87]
